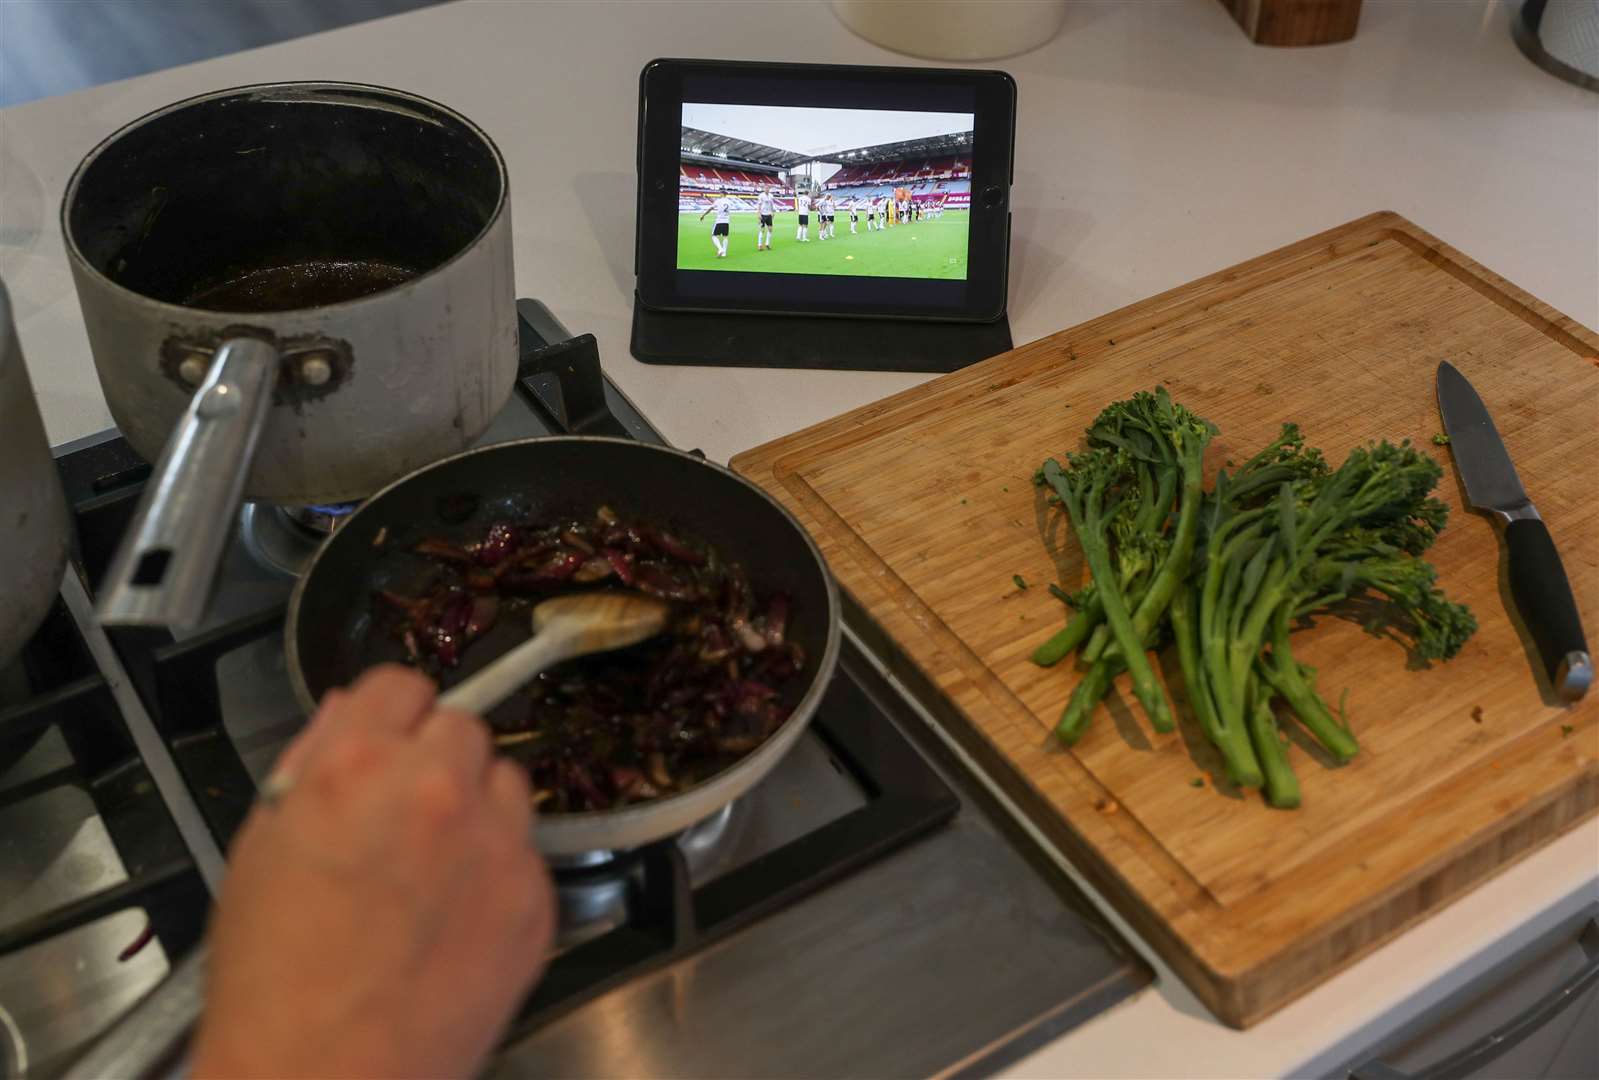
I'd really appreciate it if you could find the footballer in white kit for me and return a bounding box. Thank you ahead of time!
[697,189,734,258]
[848,196,860,234]
[756,188,776,251]
[795,192,811,241]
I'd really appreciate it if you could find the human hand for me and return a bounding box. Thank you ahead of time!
[190,665,555,1079]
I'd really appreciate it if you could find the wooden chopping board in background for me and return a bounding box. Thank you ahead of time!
[731,212,1598,1028]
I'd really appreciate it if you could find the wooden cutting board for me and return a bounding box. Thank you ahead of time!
[731,212,1599,1028]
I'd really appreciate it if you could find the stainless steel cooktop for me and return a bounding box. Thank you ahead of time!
[0,302,1149,1078]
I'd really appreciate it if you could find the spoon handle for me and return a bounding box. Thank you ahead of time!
[438,631,572,716]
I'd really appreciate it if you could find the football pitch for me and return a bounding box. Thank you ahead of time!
[676,210,969,279]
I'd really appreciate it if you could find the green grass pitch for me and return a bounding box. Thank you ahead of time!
[676,209,969,279]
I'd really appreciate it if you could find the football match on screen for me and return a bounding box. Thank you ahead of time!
[677,102,974,281]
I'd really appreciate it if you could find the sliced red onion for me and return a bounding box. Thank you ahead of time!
[573,555,614,583]
[633,564,699,602]
[649,527,706,566]
[476,521,520,566]
[439,591,473,636]
[602,548,636,585]
[466,595,499,638]
[763,594,790,647]
[731,620,767,653]
[415,537,473,564]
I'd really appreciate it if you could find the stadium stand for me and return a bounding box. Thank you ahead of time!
[679,128,974,212]
[824,178,971,209]
[828,154,970,186]
[679,164,785,192]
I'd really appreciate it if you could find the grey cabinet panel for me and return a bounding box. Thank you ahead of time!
[1346,908,1599,1080]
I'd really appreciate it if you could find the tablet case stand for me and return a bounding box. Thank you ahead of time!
[630,294,1013,373]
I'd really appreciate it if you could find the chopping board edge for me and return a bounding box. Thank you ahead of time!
[738,211,1597,487]
[1214,735,1599,1026]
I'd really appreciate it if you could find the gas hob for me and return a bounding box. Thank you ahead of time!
[0,301,1149,1079]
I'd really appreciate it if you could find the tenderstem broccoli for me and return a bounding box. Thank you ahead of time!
[1030,393,1475,809]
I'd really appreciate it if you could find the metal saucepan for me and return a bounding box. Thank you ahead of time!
[60,82,518,629]
[0,279,71,665]
[285,437,841,856]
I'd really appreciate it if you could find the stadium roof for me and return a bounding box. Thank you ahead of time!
[828,131,973,165]
[681,127,807,169]
[680,125,975,171]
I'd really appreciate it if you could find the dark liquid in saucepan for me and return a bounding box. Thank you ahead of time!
[182,259,419,312]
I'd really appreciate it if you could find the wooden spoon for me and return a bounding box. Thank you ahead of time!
[437,591,670,716]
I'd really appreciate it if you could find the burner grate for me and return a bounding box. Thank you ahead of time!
[508,656,959,1035]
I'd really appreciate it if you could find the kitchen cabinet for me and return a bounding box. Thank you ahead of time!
[1340,906,1598,1080]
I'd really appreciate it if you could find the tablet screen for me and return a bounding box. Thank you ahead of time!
[677,103,974,282]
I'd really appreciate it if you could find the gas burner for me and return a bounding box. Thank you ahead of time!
[237,501,358,577]
[547,802,738,875]
[548,849,616,871]
[284,502,360,535]
[548,802,741,950]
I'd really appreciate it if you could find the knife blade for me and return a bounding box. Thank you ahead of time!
[1436,361,1591,701]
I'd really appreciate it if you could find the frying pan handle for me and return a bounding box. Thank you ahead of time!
[97,338,278,629]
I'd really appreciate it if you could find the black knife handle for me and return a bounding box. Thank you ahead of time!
[1506,518,1592,701]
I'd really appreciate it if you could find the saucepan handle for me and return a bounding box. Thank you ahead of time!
[96,338,279,629]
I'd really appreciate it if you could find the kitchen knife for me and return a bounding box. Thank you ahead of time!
[1436,360,1592,701]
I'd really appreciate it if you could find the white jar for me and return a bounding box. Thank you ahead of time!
[832,0,1068,61]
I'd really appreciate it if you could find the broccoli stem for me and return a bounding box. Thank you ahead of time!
[1032,599,1102,667]
[1247,677,1301,809]
[1081,624,1112,662]
[1259,606,1359,761]
[1198,513,1269,783]
[1056,657,1118,743]
[1059,464,1206,731]
[1086,448,1205,665]
[1133,464,1177,535]
[1082,571,1152,661]
[1171,587,1262,787]
[1045,460,1173,733]
[1170,588,1220,743]
[1228,554,1288,690]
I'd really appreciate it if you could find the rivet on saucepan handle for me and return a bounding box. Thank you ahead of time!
[96,337,279,629]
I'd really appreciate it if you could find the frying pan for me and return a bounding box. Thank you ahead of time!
[61,438,837,1080]
[285,437,840,856]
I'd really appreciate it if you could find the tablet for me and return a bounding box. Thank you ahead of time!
[635,59,1015,322]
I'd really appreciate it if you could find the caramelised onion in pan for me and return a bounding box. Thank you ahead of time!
[376,506,805,812]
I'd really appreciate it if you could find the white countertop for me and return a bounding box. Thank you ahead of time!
[2,1,1596,1075]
